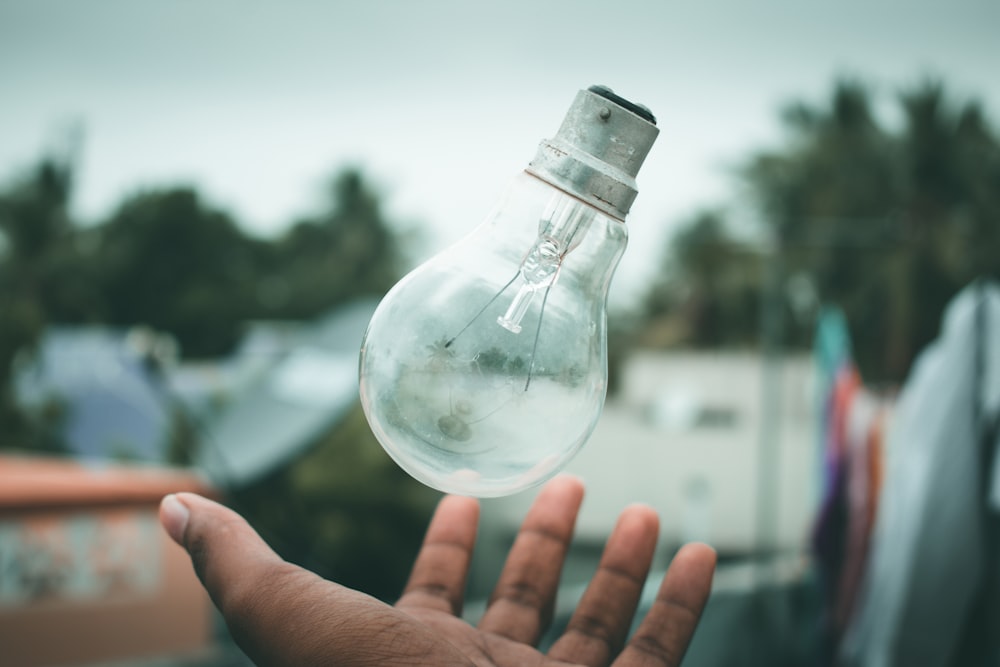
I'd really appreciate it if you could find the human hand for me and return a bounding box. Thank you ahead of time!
[160,475,716,666]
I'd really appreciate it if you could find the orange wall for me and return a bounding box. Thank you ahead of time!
[0,457,214,666]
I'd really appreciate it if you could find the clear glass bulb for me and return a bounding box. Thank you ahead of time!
[359,85,658,497]
[359,173,625,496]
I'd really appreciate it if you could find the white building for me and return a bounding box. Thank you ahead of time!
[470,349,820,594]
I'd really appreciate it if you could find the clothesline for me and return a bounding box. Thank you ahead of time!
[810,280,1000,667]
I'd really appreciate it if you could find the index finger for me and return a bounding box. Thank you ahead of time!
[396,494,480,616]
[477,474,585,645]
[615,543,716,667]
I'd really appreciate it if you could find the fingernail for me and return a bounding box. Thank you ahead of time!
[161,493,190,546]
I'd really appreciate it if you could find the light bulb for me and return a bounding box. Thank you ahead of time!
[359,85,659,497]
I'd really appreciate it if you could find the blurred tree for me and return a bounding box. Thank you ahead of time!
[96,187,263,358]
[640,210,763,349]
[92,167,408,359]
[642,77,1000,384]
[744,78,1000,381]
[265,168,409,319]
[231,404,439,602]
[606,312,639,396]
[0,156,84,452]
[741,81,902,370]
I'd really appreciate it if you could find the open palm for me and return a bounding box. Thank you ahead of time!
[160,476,715,666]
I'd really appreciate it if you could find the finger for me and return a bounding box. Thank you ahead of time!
[477,474,584,645]
[615,543,716,667]
[396,494,480,615]
[547,504,659,666]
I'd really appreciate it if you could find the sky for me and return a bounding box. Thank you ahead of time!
[2,0,999,304]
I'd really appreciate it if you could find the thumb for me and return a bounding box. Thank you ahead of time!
[159,493,328,663]
[159,493,468,667]
[160,492,297,613]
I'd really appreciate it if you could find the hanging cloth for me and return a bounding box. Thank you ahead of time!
[834,391,888,635]
[839,280,1000,667]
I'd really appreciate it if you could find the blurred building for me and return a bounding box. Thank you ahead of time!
[0,299,385,665]
[0,456,215,666]
[13,327,182,463]
[168,319,306,424]
[192,299,379,489]
[472,350,818,594]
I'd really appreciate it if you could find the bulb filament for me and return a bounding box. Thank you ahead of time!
[443,193,597,392]
[497,238,562,334]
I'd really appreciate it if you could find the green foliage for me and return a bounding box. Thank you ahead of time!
[0,162,408,365]
[265,169,408,320]
[641,210,762,349]
[0,160,72,262]
[97,187,263,357]
[642,77,1000,383]
[745,77,1000,381]
[91,167,408,358]
[230,404,439,601]
[165,407,200,466]
[0,157,79,452]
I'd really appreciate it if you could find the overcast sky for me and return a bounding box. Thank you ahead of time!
[2,0,998,303]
